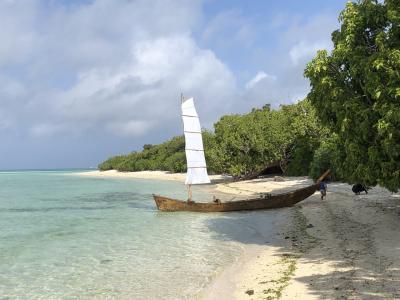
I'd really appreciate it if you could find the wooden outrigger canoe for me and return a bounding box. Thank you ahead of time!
[153,170,330,212]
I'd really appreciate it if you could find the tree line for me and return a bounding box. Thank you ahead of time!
[98,99,332,180]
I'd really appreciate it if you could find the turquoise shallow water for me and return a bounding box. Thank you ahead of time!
[0,171,285,299]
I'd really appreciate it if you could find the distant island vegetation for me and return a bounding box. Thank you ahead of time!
[99,0,399,192]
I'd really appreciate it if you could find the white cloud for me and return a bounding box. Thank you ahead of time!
[29,123,68,138]
[0,0,345,168]
[239,13,339,107]
[289,40,331,65]
[245,71,276,90]
[0,0,237,139]
[284,14,337,66]
[106,120,155,137]
[49,34,237,133]
[0,1,340,140]
[0,1,37,67]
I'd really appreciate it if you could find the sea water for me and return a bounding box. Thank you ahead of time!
[0,171,286,299]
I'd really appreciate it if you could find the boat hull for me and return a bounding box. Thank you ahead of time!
[153,170,330,212]
[153,183,319,212]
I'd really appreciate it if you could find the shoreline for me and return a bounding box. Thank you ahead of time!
[73,170,400,299]
[73,169,231,183]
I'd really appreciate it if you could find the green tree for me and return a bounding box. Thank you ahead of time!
[275,100,326,173]
[305,0,400,191]
[211,99,323,177]
[213,109,275,177]
[309,134,341,181]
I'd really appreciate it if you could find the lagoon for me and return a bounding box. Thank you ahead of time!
[0,171,285,299]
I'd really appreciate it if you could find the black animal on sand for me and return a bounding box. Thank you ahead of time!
[352,183,368,195]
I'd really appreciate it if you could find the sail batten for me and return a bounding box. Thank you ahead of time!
[182,98,211,185]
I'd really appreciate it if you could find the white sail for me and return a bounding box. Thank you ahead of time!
[181,98,211,185]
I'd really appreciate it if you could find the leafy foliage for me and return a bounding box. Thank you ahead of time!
[305,0,400,191]
[285,136,320,176]
[309,135,340,181]
[212,100,325,177]
[99,100,328,178]
[98,136,186,173]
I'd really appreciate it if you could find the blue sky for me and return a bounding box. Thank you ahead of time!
[0,0,348,169]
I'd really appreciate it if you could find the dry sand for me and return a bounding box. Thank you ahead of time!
[74,170,229,183]
[74,170,400,299]
[215,176,312,197]
[203,181,400,300]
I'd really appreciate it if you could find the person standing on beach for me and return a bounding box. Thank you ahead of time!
[319,181,327,200]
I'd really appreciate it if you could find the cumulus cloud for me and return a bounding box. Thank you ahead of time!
[0,1,339,138]
[49,34,237,135]
[0,0,236,141]
[0,0,343,168]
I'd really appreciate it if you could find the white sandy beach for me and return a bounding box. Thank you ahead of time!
[75,170,230,183]
[203,183,400,300]
[74,170,400,299]
[214,176,313,197]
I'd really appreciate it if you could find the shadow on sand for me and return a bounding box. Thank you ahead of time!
[203,191,400,299]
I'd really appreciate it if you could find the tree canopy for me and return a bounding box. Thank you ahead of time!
[305,0,400,191]
[212,100,325,177]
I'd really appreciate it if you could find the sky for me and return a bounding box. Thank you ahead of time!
[0,0,348,169]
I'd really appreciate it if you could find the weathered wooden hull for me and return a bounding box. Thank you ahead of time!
[153,170,330,212]
[153,183,318,212]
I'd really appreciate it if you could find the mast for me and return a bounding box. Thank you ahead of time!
[181,93,192,201]
[181,95,210,201]
[187,184,192,202]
